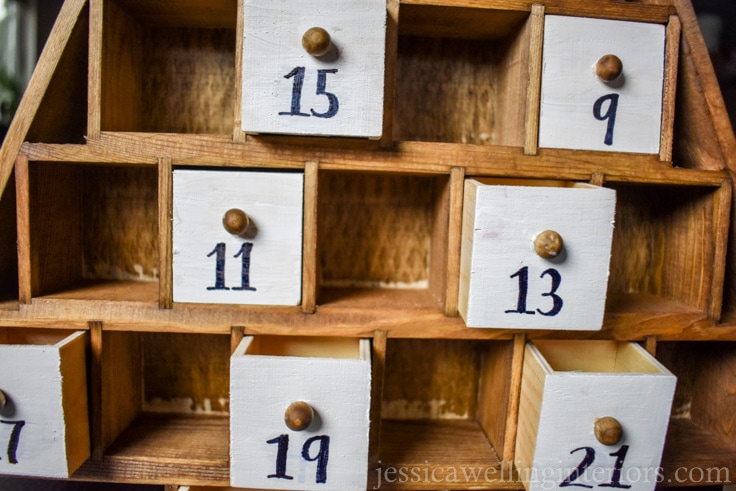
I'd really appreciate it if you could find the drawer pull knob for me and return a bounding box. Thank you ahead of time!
[302,27,332,57]
[533,230,564,259]
[222,208,250,236]
[596,54,623,83]
[594,416,623,445]
[285,401,314,431]
[0,390,6,411]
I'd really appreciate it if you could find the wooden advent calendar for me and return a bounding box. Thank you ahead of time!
[0,0,735,490]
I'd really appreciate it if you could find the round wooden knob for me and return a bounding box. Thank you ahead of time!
[302,27,332,57]
[0,390,6,411]
[596,54,623,83]
[533,230,564,259]
[285,401,314,431]
[222,208,250,235]
[594,416,623,445]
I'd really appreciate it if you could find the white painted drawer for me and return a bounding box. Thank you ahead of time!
[172,169,303,306]
[516,340,676,491]
[241,0,386,138]
[0,329,90,478]
[538,15,665,154]
[230,336,372,490]
[458,179,616,330]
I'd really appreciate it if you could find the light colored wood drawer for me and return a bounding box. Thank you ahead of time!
[538,15,666,154]
[230,336,372,490]
[459,178,616,330]
[172,169,304,306]
[516,340,677,491]
[241,0,386,138]
[0,329,89,478]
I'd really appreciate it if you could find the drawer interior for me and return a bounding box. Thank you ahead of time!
[239,335,368,360]
[532,340,668,374]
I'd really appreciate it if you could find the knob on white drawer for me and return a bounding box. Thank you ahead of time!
[533,230,564,259]
[222,208,251,236]
[596,54,623,83]
[0,389,6,411]
[302,27,332,57]
[284,400,314,431]
[594,416,623,445]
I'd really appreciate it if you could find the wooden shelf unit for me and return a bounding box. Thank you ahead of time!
[1,0,736,489]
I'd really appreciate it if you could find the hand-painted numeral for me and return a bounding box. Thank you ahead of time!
[279,67,339,119]
[505,267,563,316]
[560,445,632,489]
[267,434,294,480]
[593,93,619,146]
[267,433,331,484]
[560,447,596,488]
[206,243,256,291]
[1,420,26,464]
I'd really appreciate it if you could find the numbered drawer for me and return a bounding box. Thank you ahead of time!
[538,15,666,154]
[0,328,90,478]
[515,341,676,491]
[230,336,372,490]
[458,178,616,330]
[172,169,303,306]
[241,0,386,138]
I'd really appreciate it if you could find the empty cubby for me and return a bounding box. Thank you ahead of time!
[0,173,18,308]
[656,342,736,485]
[393,5,536,146]
[23,162,158,302]
[97,0,236,134]
[376,338,517,488]
[606,181,729,322]
[317,170,451,308]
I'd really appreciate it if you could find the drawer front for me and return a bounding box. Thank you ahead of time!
[538,16,665,154]
[241,0,386,138]
[0,332,89,478]
[530,373,675,491]
[230,344,372,490]
[459,180,616,330]
[173,170,304,306]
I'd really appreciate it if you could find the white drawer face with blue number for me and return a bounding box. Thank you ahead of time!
[172,169,303,306]
[0,329,90,478]
[458,179,616,330]
[516,341,676,491]
[241,0,386,138]
[538,16,666,154]
[230,336,372,491]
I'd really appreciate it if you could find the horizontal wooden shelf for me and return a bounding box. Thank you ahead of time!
[18,135,729,185]
[1,289,735,341]
[373,419,520,490]
[73,414,230,486]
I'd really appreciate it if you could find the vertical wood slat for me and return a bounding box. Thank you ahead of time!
[503,333,526,465]
[660,15,681,163]
[87,0,103,140]
[524,4,545,155]
[302,161,319,313]
[233,0,246,144]
[380,0,399,148]
[709,179,732,320]
[369,329,388,467]
[158,157,173,309]
[444,166,465,316]
[14,155,31,304]
[231,325,246,355]
[89,321,104,461]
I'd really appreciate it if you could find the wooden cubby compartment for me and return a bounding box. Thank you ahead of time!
[606,181,729,322]
[656,342,736,485]
[394,5,535,146]
[22,162,158,302]
[97,0,236,135]
[317,171,452,309]
[376,338,517,488]
[91,331,230,484]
